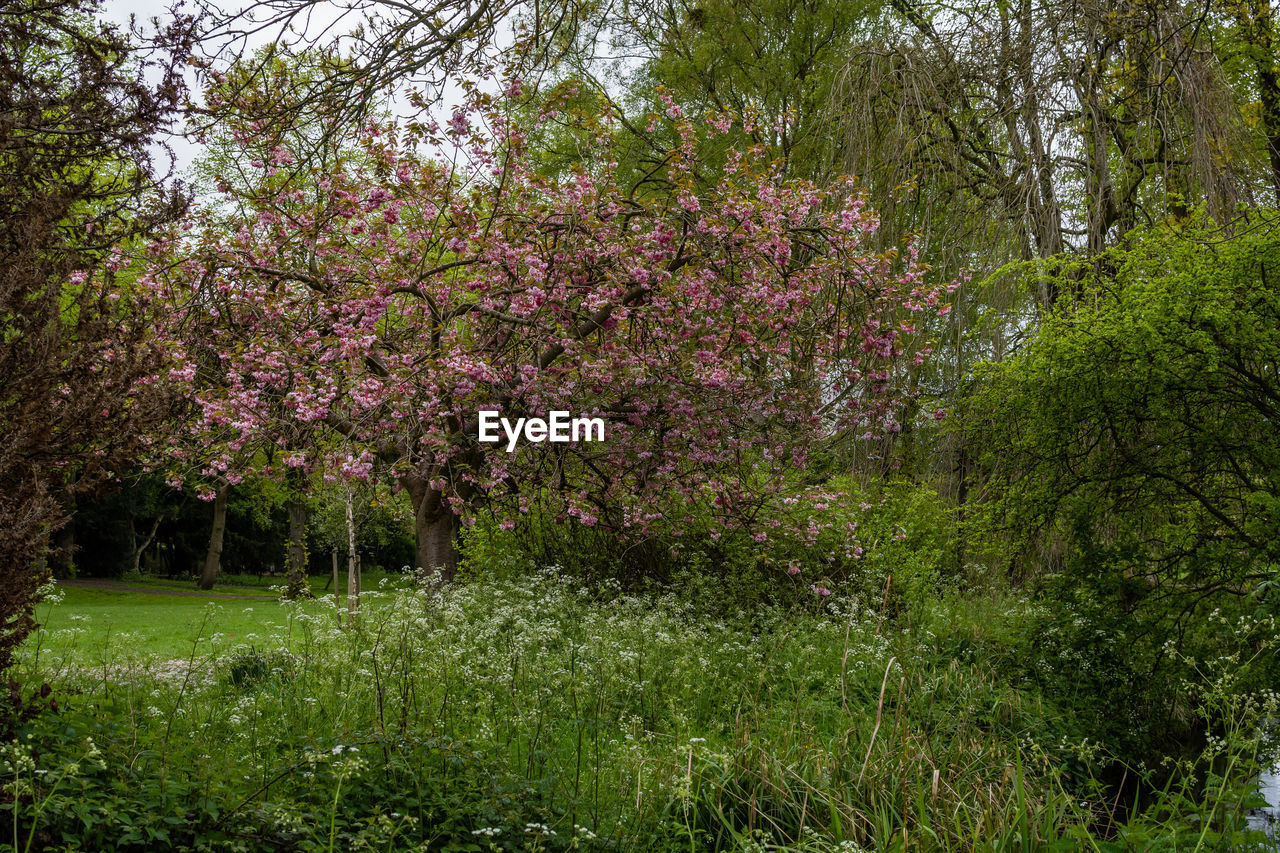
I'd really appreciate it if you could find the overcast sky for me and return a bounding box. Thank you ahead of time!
[103,0,359,179]
[99,0,614,183]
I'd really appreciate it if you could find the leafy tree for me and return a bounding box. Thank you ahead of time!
[839,0,1265,279]
[172,46,391,596]
[0,0,193,673]
[1216,0,1280,198]
[308,477,415,573]
[586,0,880,182]
[152,87,949,578]
[69,472,180,577]
[965,213,1280,607]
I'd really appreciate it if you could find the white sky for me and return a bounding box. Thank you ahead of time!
[101,0,623,182]
[104,0,378,180]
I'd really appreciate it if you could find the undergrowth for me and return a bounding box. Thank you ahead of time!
[3,571,1277,851]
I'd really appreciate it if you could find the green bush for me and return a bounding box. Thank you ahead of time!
[956,215,1280,779]
[965,213,1280,606]
[460,478,956,619]
[223,646,296,690]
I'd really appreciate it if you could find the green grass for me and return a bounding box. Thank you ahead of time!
[101,577,279,596]
[7,572,1278,852]
[29,571,412,666]
[107,568,410,597]
[29,586,296,666]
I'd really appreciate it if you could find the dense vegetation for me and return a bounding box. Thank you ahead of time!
[9,574,1277,851]
[3,0,1280,849]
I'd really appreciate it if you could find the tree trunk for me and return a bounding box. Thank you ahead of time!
[284,497,312,600]
[198,485,228,590]
[331,550,341,623]
[402,473,458,580]
[131,515,163,575]
[419,512,457,580]
[1242,0,1280,200]
[345,487,359,620]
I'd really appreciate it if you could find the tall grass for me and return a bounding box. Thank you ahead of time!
[4,571,1277,851]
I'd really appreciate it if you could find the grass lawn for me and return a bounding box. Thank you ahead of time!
[99,568,409,597]
[29,581,354,665]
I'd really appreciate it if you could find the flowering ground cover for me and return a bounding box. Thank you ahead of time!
[8,573,1276,852]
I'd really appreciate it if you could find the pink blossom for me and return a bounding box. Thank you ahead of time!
[147,94,951,556]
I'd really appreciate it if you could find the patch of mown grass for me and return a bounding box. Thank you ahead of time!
[29,586,297,666]
[110,568,412,597]
[30,573,407,665]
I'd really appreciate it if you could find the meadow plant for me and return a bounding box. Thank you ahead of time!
[3,571,1277,851]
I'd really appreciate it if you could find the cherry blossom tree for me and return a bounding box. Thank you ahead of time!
[151,87,950,578]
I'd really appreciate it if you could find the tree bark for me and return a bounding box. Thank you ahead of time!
[130,515,163,575]
[331,550,341,623]
[1241,0,1280,200]
[345,487,359,619]
[402,473,458,580]
[419,512,458,579]
[198,485,228,590]
[284,496,312,599]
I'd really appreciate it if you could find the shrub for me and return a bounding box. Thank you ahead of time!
[965,214,1280,608]
[461,478,956,618]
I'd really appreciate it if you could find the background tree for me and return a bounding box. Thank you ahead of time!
[965,213,1280,599]
[957,216,1280,757]
[0,0,193,673]
[165,46,385,596]
[574,0,878,182]
[1215,0,1280,197]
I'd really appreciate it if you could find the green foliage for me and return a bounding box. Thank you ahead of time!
[961,218,1280,774]
[306,479,416,573]
[72,473,302,579]
[965,214,1280,599]
[962,216,1280,773]
[512,0,882,186]
[223,646,295,690]
[2,715,565,852]
[619,0,881,182]
[460,479,955,618]
[9,574,1278,851]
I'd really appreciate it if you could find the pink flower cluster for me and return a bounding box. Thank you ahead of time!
[148,87,952,545]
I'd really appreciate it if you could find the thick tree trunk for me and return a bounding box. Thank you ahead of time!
[284,497,311,599]
[198,485,228,590]
[402,474,458,580]
[418,512,458,579]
